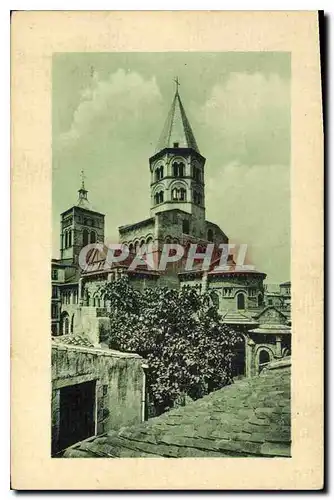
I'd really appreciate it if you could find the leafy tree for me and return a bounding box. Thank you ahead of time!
[99,276,241,415]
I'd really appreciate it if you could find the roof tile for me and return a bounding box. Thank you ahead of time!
[64,363,291,458]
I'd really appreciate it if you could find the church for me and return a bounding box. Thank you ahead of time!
[51,81,291,377]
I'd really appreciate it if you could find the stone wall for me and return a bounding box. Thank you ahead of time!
[207,274,265,312]
[118,218,155,246]
[52,342,146,455]
[156,209,191,241]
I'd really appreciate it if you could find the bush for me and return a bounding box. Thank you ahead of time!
[100,276,241,415]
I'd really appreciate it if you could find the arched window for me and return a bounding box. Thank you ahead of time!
[210,291,220,309]
[60,312,70,336]
[64,316,69,335]
[155,165,164,181]
[83,229,89,246]
[236,292,246,310]
[154,191,164,205]
[192,166,199,182]
[140,239,145,248]
[172,187,187,201]
[182,219,190,234]
[258,350,271,373]
[65,231,68,248]
[207,229,214,242]
[172,161,184,178]
[146,236,153,245]
[179,188,186,201]
[129,243,134,253]
[70,314,74,333]
[68,230,72,247]
[90,231,96,244]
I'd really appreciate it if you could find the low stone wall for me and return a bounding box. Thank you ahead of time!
[51,341,146,455]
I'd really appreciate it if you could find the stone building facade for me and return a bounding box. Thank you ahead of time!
[51,336,147,456]
[51,82,290,378]
[264,280,291,311]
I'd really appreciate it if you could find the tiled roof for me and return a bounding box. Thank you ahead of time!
[221,310,259,326]
[52,334,95,348]
[64,360,291,458]
[250,324,291,335]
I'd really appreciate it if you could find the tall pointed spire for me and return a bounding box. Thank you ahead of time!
[77,169,91,209]
[156,79,200,153]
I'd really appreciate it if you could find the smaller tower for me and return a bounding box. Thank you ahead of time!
[60,171,105,264]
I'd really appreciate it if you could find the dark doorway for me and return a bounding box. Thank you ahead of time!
[236,293,245,310]
[232,338,246,378]
[258,350,270,373]
[58,380,96,452]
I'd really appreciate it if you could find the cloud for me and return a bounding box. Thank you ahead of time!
[56,69,163,149]
[206,161,290,282]
[196,72,290,165]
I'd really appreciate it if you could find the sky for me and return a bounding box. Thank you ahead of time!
[52,52,290,283]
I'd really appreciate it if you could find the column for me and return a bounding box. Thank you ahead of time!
[276,335,282,357]
[78,278,83,306]
[245,337,256,378]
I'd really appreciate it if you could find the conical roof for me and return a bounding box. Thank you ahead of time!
[156,87,200,154]
[76,189,91,210]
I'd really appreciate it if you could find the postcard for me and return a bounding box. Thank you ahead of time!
[11,11,323,490]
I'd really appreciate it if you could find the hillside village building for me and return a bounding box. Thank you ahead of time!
[51,82,291,442]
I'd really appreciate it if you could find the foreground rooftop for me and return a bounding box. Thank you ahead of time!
[64,358,291,458]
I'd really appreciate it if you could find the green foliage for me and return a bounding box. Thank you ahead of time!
[99,276,242,414]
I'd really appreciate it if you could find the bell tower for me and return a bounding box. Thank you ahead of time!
[149,79,206,228]
[60,171,105,264]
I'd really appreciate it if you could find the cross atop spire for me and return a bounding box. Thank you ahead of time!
[77,169,90,209]
[173,76,180,94]
[80,169,86,190]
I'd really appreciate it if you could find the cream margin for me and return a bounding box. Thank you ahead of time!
[11,11,323,490]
